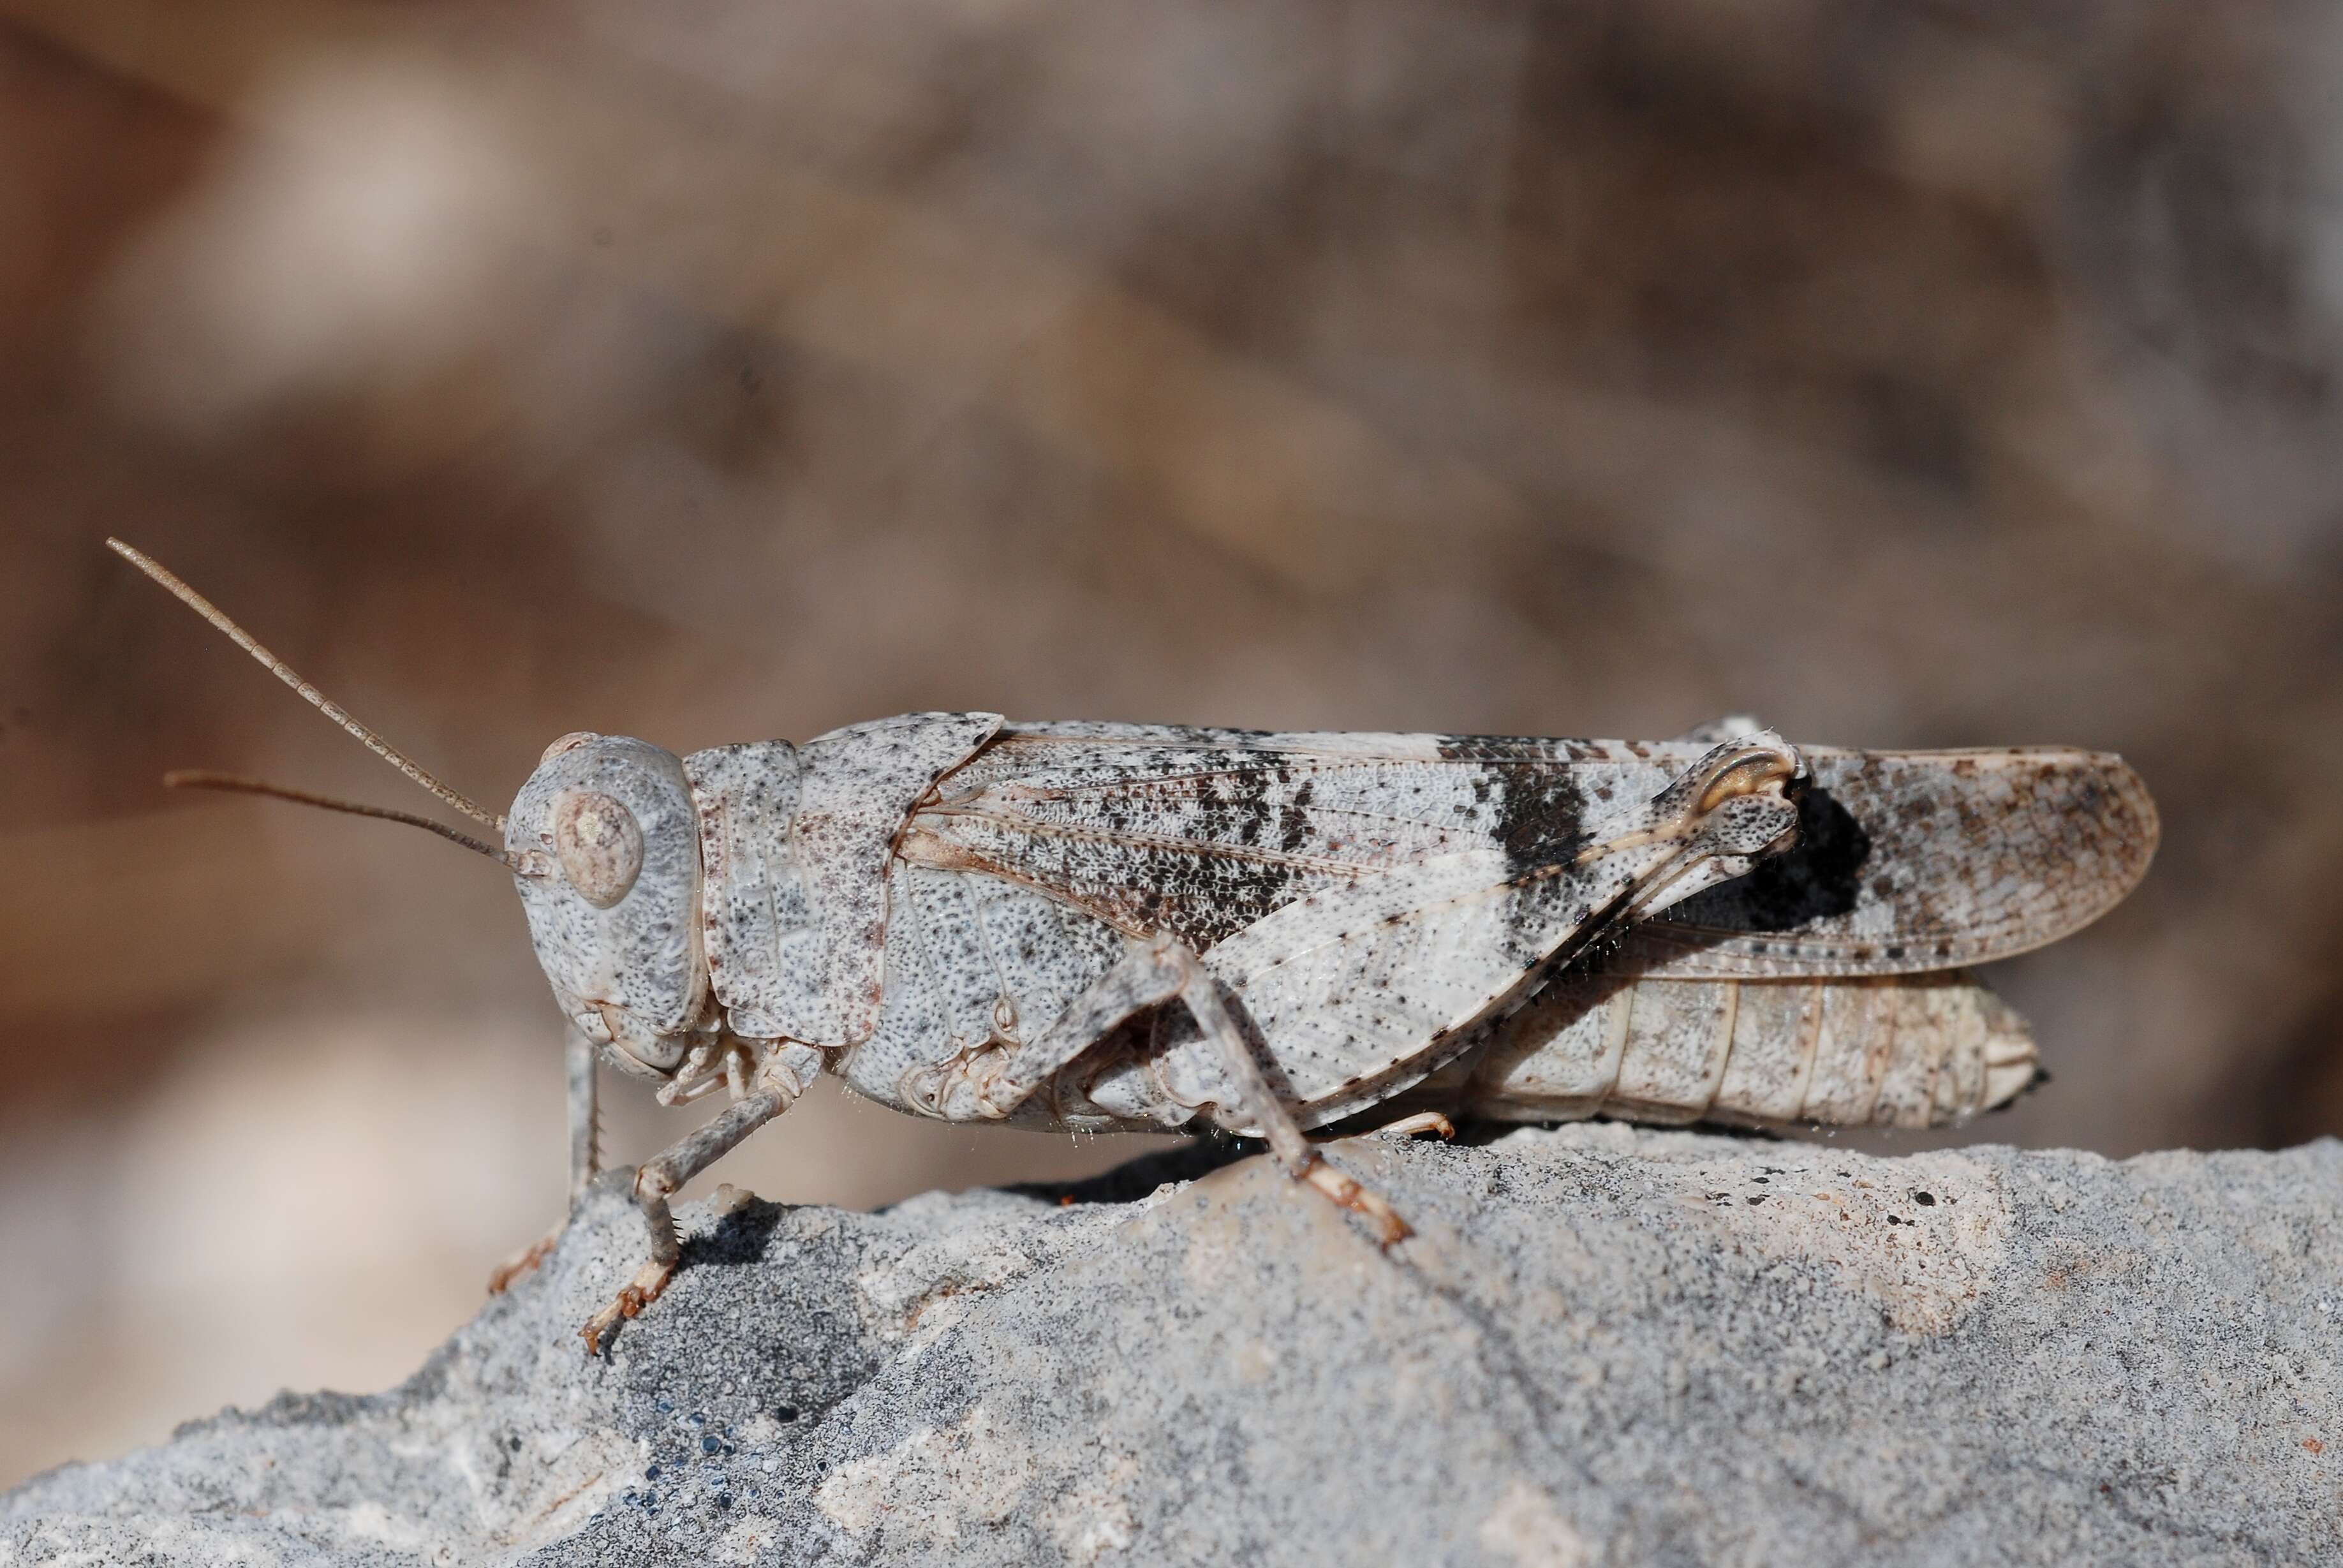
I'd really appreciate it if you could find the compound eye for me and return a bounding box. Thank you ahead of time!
[551,790,644,908]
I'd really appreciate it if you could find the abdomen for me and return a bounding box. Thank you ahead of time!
[1430,970,2038,1131]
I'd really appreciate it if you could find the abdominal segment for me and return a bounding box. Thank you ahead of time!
[1431,969,2039,1131]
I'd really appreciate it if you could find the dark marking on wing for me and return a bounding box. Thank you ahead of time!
[907,756,1387,950]
[911,732,1618,953]
[1280,778,1315,854]
[1435,739,1588,871]
[1492,766,1588,871]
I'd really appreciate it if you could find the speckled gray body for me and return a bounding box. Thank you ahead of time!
[690,714,1007,1051]
[10,1127,2336,1567]
[504,714,2151,1141]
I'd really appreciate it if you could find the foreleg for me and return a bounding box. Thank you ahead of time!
[488,1026,602,1293]
[580,1083,793,1354]
[567,1021,602,1197]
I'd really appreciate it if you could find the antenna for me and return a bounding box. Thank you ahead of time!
[107,538,506,831]
[165,770,522,868]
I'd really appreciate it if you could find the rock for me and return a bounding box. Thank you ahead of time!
[6,1124,2340,1566]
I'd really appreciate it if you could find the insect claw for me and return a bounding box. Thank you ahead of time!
[580,1259,676,1356]
[1302,1160,1414,1246]
[486,1224,564,1294]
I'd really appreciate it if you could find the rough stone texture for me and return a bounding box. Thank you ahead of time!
[6,1124,2340,1566]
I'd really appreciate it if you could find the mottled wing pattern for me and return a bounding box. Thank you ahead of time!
[905,724,1621,948]
[1616,747,2159,978]
[912,728,2155,986]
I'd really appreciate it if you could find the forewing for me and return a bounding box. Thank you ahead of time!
[1616,748,2158,978]
[904,723,1622,949]
[913,725,2156,985]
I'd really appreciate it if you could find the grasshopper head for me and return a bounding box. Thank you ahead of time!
[107,541,718,1079]
[507,732,711,1078]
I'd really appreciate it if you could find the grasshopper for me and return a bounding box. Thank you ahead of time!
[108,541,2157,1352]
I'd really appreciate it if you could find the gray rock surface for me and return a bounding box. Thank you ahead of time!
[6,1123,2340,1566]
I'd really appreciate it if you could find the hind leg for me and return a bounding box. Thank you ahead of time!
[921,932,1411,1244]
[1164,940,1412,1244]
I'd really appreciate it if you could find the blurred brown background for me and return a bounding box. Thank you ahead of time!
[4,0,2341,1490]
